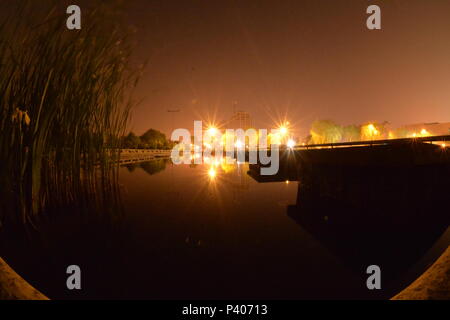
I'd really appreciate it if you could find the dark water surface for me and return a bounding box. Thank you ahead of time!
[0,159,448,299]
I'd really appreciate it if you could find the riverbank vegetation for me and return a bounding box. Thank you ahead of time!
[0,1,141,225]
[308,120,390,144]
[306,119,444,145]
[121,129,173,150]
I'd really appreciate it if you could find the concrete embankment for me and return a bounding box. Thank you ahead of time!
[392,246,450,300]
[0,257,48,300]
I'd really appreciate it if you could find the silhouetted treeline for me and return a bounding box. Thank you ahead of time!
[308,120,390,144]
[122,129,173,149]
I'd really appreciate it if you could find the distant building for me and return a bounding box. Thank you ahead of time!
[224,111,252,130]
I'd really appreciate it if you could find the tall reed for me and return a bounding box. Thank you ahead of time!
[0,1,140,225]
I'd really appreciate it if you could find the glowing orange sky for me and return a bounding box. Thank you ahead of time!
[123,0,450,138]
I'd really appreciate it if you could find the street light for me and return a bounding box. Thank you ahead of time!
[208,167,216,179]
[207,126,218,136]
[287,139,296,149]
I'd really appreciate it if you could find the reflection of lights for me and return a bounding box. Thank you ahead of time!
[235,140,244,149]
[287,139,296,148]
[220,162,235,173]
[208,167,216,179]
[224,156,236,164]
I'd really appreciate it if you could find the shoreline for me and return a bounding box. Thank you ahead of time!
[0,257,48,300]
[1,246,448,300]
[391,246,450,300]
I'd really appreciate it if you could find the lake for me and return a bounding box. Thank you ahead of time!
[0,158,448,299]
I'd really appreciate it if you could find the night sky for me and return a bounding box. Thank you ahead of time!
[107,1,450,137]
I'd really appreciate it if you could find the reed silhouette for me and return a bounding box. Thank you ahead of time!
[0,1,141,226]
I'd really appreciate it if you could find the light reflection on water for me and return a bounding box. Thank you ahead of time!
[120,159,298,225]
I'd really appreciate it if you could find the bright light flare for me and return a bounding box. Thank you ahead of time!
[208,167,216,179]
[207,126,218,136]
[368,124,379,136]
[287,139,296,149]
[279,126,288,135]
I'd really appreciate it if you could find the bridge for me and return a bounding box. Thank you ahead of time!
[249,135,450,181]
[248,135,450,298]
[118,135,450,167]
[119,149,171,164]
[292,134,449,150]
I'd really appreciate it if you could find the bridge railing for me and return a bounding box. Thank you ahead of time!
[120,149,171,155]
[294,135,450,150]
[119,149,171,163]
